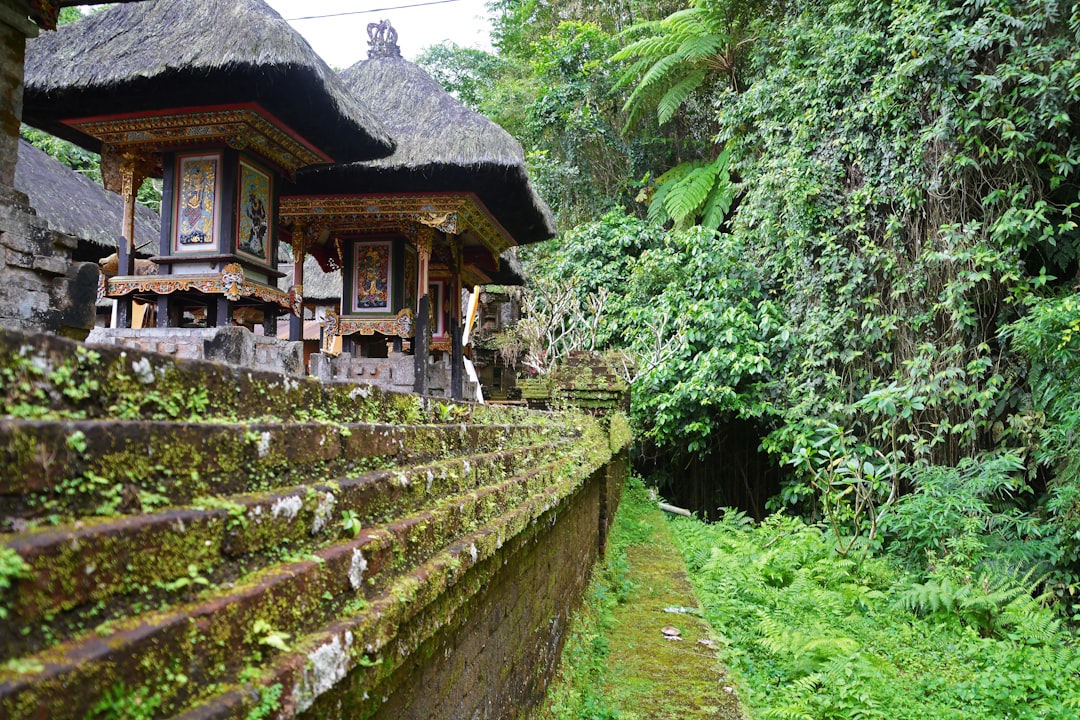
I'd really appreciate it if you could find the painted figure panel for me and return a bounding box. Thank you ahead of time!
[237,161,271,263]
[353,241,392,313]
[175,155,219,251]
[428,280,445,338]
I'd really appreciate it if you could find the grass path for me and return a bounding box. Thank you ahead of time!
[539,480,743,719]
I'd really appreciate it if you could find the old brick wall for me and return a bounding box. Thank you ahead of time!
[305,457,625,720]
[0,188,96,335]
[0,5,27,188]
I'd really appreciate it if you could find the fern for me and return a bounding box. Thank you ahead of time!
[648,149,734,230]
[656,68,708,124]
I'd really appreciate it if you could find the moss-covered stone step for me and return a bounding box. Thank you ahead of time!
[175,433,613,718]
[1,436,580,648]
[0,328,538,427]
[0,419,560,521]
[0,429,611,719]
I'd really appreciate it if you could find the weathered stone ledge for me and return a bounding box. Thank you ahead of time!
[0,419,559,520]
[0,432,610,718]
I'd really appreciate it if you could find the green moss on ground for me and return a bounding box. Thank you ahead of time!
[539,478,742,720]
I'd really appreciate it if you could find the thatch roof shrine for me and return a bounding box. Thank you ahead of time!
[284,22,555,251]
[22,0,394,168]
[21,0,401,333]
[278,22,553,380]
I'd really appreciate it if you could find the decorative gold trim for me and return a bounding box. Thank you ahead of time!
[102,269,291,310]
[323,308,414,339]
[289,284,304,317]
[280,194,513,258]
[67,107,325,174]
[416,211,458,235]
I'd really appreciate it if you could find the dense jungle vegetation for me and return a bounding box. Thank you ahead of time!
[419,0,1080,714]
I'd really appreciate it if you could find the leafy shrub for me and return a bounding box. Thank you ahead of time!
[673,511,1080,719]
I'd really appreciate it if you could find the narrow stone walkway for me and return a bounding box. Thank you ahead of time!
[599,498,743,719]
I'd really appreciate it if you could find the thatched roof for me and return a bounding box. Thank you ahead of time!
[277,256,342,302]
[487,249,525,286]
[22,0,393,163]
[287,27,555,246]
[14,139,159,253]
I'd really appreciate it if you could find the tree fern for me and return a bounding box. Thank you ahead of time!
[648,147,734,231]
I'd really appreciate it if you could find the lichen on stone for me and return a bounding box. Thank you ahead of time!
[131,357,154,385]
[294,630,354,712]
[271,496,303,521]
[349,549,368,590]
[311,492,336,535]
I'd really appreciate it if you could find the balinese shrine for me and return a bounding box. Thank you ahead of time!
[22,0,394,332]
[281,21,554,398]
[19,2,554,395]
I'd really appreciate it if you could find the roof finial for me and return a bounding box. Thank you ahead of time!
[367,20,401,59]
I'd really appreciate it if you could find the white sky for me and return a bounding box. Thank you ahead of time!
[264,0,495,66]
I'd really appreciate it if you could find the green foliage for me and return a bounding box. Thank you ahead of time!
[1007,290,1080,600]
[245,684,282,720]
[646,147,734,230]
[0,547,30,620]
[251,618,291,652]
[85,682,163,720]
[340,509,363,538]
[880,455,1052,574]
[626,226,781,455]
[415,42,511,112]
[611,3,744,128]
[673,511,1080,720]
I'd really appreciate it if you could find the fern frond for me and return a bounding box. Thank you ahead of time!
[665,160,718,228]
[662,7,715,35]
[632,53,686,96]
[613,19,663,43]
[675,33,728,63]
[656,68,707,124]
[610,35,681,63]
[699,152,734,230]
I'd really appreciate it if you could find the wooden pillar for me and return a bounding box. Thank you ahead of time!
[414,294,429,395]
[214,297,230,328]
[263,303,276,337]
[415,226,433,310]
[413,226,434,393]
[289,221,307,342]
[102,148,153,328]
[449,235,464,401]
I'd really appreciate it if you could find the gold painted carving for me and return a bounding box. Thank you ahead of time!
[323,308,414,339]
[415,211,458,235]
[103,272,291,310]
[69,107,327,174]
[101,147,157,195]
[280,194,512,257]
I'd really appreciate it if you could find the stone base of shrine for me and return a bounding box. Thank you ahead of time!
[86,325,305,377]
[310,350,480,399]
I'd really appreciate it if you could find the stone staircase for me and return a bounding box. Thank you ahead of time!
[0,330,627,718]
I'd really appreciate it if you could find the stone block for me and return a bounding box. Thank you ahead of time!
[56,261,99,338]
[203,326,256,368]
[33,253,68,276]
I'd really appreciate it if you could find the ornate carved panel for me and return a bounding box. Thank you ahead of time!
[66,106,329,174]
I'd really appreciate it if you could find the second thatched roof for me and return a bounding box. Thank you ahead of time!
[23,0,393,164]
[15,139,160,254]
[288,27,555,246]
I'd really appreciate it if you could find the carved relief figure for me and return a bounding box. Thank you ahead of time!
[177,156,217,246]
[237,162,270,259]
[355,243,391,311]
